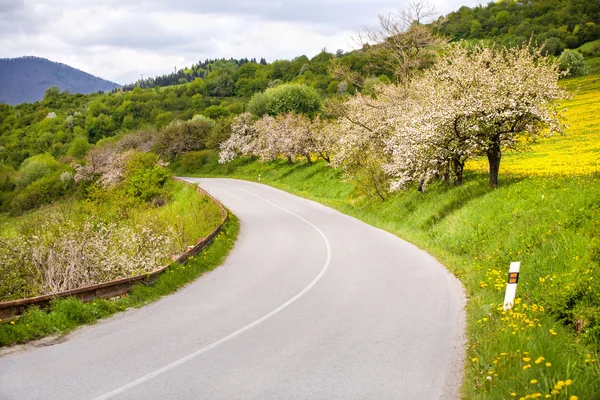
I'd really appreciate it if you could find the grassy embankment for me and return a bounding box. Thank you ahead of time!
[0,182,239,346]
[175,70,600,399]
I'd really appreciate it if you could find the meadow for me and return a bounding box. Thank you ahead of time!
[178,70,600,399]
[467,62,600,177]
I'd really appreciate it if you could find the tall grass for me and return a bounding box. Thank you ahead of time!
[0,213,239,346]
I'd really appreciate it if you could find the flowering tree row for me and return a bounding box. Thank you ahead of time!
[219,112,332,165]
[219,42,567,195]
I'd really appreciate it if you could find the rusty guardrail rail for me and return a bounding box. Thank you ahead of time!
[0,178,227,320]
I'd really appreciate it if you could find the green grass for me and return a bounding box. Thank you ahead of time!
[177,151,600,399]
[0,213,239,346]
[584,57,600,76]
[577,41,600,59]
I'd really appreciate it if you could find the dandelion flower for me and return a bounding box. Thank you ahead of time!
[565,380,572,386]
[545,362,552,367]
[530,379,538,384]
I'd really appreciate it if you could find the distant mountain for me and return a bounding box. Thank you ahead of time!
[0,56,121,105]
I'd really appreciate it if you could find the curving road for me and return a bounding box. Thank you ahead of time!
[0,178,465,400]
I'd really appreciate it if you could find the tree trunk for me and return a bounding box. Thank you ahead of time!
[487,138,502,188]
[287,156,293,165]
[452,158,464,186]
[417,179,425,192]
[306,154,312,164]
[442,162,450,182]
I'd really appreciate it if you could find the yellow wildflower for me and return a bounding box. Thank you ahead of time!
[565,380,572,386]
[545,362,552,367]
[535,357,545,364]
[530,379,538,384]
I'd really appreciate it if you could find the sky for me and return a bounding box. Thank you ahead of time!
[0,0,483,85]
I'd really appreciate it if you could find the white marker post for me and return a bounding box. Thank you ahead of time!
[503,261,521,311]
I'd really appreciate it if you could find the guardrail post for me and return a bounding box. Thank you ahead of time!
[503,261,521,311]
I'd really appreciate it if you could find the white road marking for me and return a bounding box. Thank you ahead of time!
[93,186,332,400]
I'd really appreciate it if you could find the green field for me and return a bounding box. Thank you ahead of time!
[177,71,600,399]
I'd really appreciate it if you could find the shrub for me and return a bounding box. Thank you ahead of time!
[559,49,588,77]
[247,83,322,117]
[67,136,91,159]
[10,168,75,215]
[0,236,41,299]
[126,152,158,174]
[14,153,58,189]
[178,150,213,173]
[247,92,269,117]
[124,166,171,202]
[202,105,231,120]
[153,119,215,160]
[0,212,178,299]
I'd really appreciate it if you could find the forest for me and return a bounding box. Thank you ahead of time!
[436,0,600,54]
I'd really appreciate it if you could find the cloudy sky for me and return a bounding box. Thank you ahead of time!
[0,0,482,85]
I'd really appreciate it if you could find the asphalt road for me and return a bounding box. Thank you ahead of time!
[0,178,465,400]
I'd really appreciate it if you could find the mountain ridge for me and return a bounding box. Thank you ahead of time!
[0,56,120,105]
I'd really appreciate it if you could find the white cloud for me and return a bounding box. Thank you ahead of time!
[0,0,482,84]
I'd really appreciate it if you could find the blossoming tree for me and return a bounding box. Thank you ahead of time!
[427,43,567,187]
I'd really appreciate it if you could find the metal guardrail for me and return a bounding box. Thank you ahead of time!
[0,178,228,320]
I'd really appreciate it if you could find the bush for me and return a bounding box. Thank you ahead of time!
[126,152,158,174]
[247,83,322,117]
[0,236,41,300]
[559,49,589,77]
[10,168,75,215]
[153,119,215,160]
[0,210,178,298]
[202,105,231,120]
[542,37,566,56]
[67,136,91,159]
[247,92,269,117]
[125,166,171,202]
[178,150,213,173]
[15,153,58,189]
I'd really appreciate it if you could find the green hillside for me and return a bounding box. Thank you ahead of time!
[435,0,600,55]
